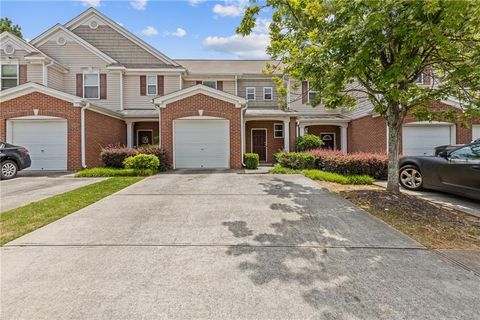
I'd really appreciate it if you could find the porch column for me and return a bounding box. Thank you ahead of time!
[299,124,306,136]
[126,121,134,148]
[340,125,348,153]
[283,119,290,151]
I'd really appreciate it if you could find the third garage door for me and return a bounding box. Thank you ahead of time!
[174,119,229,169]
[402,125,452,156]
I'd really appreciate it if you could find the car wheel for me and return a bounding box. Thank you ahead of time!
[1,160,18,180]
[399,165,423,190]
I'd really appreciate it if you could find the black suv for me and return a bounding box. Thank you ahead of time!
[0,142,32,180]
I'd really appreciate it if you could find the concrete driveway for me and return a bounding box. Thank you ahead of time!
[0,173,104,212]
[2,173,479,319]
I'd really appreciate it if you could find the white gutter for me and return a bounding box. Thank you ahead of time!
[42,61,54,86]
[240,105,248,167]
[234,75,238,96]
[152,102,161,147]
[80,103,89,168]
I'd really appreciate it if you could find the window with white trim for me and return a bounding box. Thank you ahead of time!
[263,87,273,100]
[308,82,318,103]
[274,123,284,138]
[147,75,157,95]
[83,72,99,99]
[1,64,18,90]
[202,80,217,89]
[246,87,255,100]
[414,73,424,84]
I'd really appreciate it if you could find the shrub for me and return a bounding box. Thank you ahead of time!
[75,168,154,177]
[244,153,259,169]
[308,150,388,179]
[296,134,323,151]
[101,145,137,168]
[274,152,316,170]
[302,169,373,185]
[136,145,169,172]
[124,154,160,171]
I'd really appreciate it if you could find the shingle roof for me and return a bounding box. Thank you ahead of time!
[175,59,282,75]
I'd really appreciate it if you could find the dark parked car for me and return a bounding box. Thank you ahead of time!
[399,141,480,200]
[0,142,31,180]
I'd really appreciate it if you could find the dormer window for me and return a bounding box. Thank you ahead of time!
[147,75,157,95]
[83,72,99,99]
[1,64,18,90]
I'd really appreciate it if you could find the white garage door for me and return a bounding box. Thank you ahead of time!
[8,120,68,170]
[473,125,480,141]
[174,119,229,169]
[402,125,452,156]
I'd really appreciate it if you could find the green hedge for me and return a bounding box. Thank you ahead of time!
[244,153,259,169]
[296,134,323,151]
[274,152,316,170]
[124,154,160,171]
[269,165,373,185]
[75,168,154,177]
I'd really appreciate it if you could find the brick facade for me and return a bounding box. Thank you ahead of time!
[134,121,159,146]
[85,110,126,167]
[246,120,286,163]
[0,92,82,170]
[305,125,341,150]
[159,93,242,169]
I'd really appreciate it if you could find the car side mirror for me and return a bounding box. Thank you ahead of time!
[438,150,449,159]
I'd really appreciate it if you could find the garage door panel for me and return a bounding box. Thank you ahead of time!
[9,120,68,170]
[174,120,229,169]
[402,125,451,156]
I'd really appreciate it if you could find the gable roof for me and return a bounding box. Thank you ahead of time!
[153,84,247,108]
[175,59,281,76]
[64,8,180,68]
[30,24,117,64]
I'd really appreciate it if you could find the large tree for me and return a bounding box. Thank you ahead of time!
[239,0,480,193]
[0,18,23,38]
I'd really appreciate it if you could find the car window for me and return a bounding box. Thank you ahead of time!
[450,144,480,160]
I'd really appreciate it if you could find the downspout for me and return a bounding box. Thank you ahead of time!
[43,61,54,86]
[152,101,161,147]
[80,102,89,168]
[240,105,247,167]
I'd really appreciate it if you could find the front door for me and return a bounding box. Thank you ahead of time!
[137,130,153,146]
[321,133,335,150]
[252,129,267,162]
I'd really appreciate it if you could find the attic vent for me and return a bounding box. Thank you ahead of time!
[89,20,99,29]
[57,37,66,46]
[4,44,14,55]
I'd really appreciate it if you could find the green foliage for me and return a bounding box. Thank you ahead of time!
[274,152,316,170]
[75,167,154,177]
[124,154,160,171]
[244,153,259,169]
[0,18,22,38]
[296,134,323,151]
[302,170,373,185]
[269,165,301,174]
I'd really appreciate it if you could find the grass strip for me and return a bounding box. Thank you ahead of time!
[75,167,154,177]
[270,165,373,185]
[0,177,143,245]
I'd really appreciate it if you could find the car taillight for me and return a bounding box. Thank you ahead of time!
[19,148,29,155]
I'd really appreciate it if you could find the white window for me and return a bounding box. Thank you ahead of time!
[246,87,255,100]
[263,87,273,100]
[1,64,18,90]
[202,80,217,89]
[414,73,424,84]
[83,72,99,99]
[274,123,284,138]
[147,75,157,95]
[308,82,318,103]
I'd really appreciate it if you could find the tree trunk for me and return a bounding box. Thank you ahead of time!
[386,110,402,194]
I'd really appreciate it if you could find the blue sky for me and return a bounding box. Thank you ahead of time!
[1,0,271,59]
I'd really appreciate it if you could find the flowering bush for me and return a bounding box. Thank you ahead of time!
[308,149,388,179]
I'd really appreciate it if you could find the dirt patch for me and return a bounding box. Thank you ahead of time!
[316,181,480,249]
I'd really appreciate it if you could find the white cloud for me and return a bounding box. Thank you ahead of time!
[188,0,203,6]
[203,33,270,59]
[213,0,248,17]
[253,18,271,34]
[141,26,158,36]
[80,0,101,7]
[130,0,147,10]
[164,27,187,38]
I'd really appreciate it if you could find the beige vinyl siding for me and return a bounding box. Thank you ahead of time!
[288,80,339,115]
[1,49,28,64]
[183,80,196,89]
[123,74,181,109]
[182,79,235,95]
[38,40,120,111]
[47,67,64,91]
[165,74,181,94]
[238,78,279,109]
[26,64,43,84]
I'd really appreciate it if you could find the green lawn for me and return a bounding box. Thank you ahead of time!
[270,165,374,185]
[0,177,143,245]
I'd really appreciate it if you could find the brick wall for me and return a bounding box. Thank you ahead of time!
[348,116,387,153]
[159,93,242,169]
[305,125,341,150]
[0,92,82,170]
[85,110,126,167]
[246,120,286,163]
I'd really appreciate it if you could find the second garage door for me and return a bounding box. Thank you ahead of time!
[174,119,229,169]
[402,125,452,156]
[8,119,68,170]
